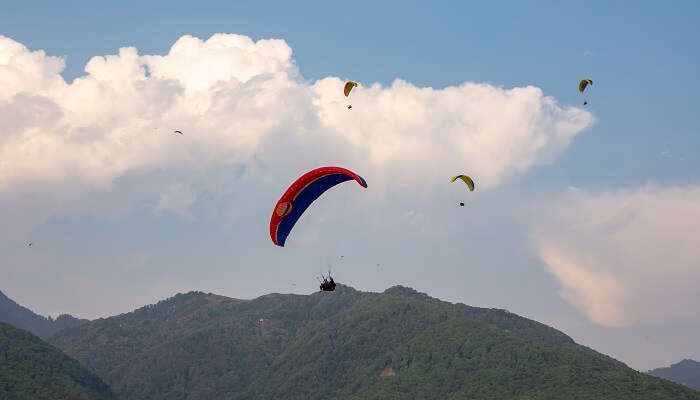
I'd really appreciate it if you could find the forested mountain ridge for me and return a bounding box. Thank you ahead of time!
[51,285,700,399]
[0,322,116,400]
[0,288,86,339]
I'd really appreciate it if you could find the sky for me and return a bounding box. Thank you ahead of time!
[1,0,699,371]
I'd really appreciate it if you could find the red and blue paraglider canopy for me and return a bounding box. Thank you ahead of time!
[270,166,367,247]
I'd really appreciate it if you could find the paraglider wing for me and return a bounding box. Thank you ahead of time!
[578,79,593,93]
[344,81,358,97]
[270,166,367,247]
[450,175,475,191]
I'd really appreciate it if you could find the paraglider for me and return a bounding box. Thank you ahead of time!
[579,79,593,105]
[269,166,367,247]
[451,175,474,207]
[174,130,183,135]
[344,81,358,109]
[451,175,475,191]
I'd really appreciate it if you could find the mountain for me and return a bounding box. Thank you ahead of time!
[0,322,116,400]
[0,289,87,340]
[51,285,700,400]
[649,359,700,390]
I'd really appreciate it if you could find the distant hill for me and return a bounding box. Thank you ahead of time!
[649,359,700,390]
[51,285,700,400]
[0,289,86,339]
[0,321,116,400]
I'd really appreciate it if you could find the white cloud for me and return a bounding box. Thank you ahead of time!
[535,185,700,327]
[0,33,591,212]
[312,78,592,190]
[0,34,301,195]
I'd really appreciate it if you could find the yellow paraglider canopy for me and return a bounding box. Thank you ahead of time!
[344,81,358,97]
[451,175,475,191]
[579,79,593,93]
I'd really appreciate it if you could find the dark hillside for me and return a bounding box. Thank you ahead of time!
[0,322,115,400]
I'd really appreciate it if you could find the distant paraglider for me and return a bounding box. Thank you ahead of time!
[579,79,593,105]
[452,175,474,207]
[174,130,183,135]
[344,81,358,109]
[269,166,367,247]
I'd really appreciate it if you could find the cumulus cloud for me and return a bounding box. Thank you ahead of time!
[535,185,700,327]
[0,33,591,209]
[312,78,591,190]
[0,34,300,193]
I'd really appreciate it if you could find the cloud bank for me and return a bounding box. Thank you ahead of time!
[535,185,700,327]
[0,33,592,223]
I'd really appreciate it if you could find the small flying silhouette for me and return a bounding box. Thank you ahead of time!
[459,201,465,207]
[174,130,183,135]
[28,242,33,247]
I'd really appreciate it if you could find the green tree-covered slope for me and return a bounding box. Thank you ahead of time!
[51,285,699,399]
[0,322,116,400]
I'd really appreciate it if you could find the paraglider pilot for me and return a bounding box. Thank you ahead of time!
[319,273,336,292]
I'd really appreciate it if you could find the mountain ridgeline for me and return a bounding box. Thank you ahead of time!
[50,285,699,400]
[0,289,86,340]
[648,359,700,391]
[0,322,116,400]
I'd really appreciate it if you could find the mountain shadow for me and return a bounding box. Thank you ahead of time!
[0,289,86,340]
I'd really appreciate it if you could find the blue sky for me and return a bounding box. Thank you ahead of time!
[1,1,699,371]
